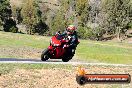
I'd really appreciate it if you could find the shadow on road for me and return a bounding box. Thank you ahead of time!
[0,58,41,62]
[0,58,63,62]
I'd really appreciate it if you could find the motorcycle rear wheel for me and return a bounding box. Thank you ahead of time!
[41,48,49,61]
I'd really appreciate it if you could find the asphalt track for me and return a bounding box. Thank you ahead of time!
[0,58,132,67]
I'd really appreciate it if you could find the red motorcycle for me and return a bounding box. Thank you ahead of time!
[41,32,79,62]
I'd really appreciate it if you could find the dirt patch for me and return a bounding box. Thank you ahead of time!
[0,66,131,88]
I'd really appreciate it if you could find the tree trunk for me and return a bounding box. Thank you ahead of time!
[117,27,122,42]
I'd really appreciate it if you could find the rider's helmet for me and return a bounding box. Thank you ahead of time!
[66,25,76,35]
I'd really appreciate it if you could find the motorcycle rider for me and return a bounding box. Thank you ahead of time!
[59,24,79,56]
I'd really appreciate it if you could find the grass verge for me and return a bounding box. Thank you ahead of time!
[76,40,132,64]
[0,63,72,75]
[0,31,132,64]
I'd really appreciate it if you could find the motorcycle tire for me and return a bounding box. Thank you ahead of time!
[41,48,49,61]
[62,57,70,62]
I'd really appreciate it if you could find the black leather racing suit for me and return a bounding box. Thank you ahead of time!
[60,31,78,56]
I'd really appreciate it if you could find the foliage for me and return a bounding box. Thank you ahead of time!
[0,18,2,27]
[9,26,18,33]
[21,0,37,34]
[49,0,87,35]
[128,22,132,29]
[0,0,12,21]
[0,0,18,33]
[33,20,49,35]
[50,0,132,40]
[48,0,69,35]
[75,0,89,25]
[100,0,132,40]
[1,0,132,40]
[50,11,67,35]
[77,26,95,39]
[21,0,45,35]
[21,0,48,35]
[3,17,18,33]
[16,7,23,24]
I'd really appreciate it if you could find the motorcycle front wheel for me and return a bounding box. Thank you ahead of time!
[41,48,49,61]
[62,57,70,62]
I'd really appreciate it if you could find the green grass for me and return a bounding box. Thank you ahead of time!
[0,31,132,64]
[76,40,132,64]
[0,63,72,75]
[0,31,50,49]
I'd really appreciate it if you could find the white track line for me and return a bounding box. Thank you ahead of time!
[0,61,132,67]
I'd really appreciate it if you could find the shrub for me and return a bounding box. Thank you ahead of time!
[77,26,95,39]
[3,18,18,33]
[9,26,18,33]
[33,20,49,35]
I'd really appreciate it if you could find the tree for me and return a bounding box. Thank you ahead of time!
[21,0,48,35]
[11,5,23,24]
[21,0,42,34]
[0,0,12,21]
[50,10,67,35]
[75,0,89,25]
[0,0,18,33]
[0,18,2,30]
[16,7,23,24]
[34,20,49,35]
[21,0,36,34]
[49,0,71,35]
[101,0,132,41]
